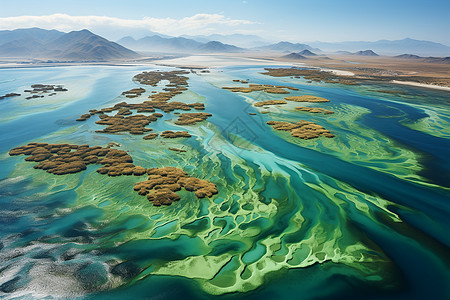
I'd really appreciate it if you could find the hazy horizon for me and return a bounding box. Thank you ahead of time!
[0,0,449,45]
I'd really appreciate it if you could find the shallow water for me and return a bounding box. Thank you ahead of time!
[0,64,449,299]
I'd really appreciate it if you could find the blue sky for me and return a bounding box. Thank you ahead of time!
[0,0,449,44]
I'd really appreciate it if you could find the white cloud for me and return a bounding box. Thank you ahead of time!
[0,13,256,38]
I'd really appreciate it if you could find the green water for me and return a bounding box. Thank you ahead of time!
[0,65,449,299]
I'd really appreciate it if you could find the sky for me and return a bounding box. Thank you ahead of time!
[0,0,449,45]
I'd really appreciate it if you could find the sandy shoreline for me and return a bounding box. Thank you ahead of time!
[391,80,450,91]
[319,68,355,76]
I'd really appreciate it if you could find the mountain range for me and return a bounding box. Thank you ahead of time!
[281,53,307,60]
[352,50,379,56]
[1,28,449,61]
[117,35,202,53]
[255,42,319,53]
[117,36,244,53]
[395,54,450,64]
[0,28,139,61]
[309,38,450,56]
[180,33,269,48]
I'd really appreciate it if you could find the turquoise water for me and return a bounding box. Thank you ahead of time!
[0,65,449,299]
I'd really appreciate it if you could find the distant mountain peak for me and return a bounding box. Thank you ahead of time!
[257,41,319,52]
[298,49,317,56]
[395,53,422,59]
[353,49,379,56]
[281,52,307,60]
[309,38,450,56]
[197,40,244,53]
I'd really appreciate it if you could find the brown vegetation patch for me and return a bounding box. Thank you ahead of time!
[133,70,189,87]
[134,167,218,206]
[168,148,187,153]
[95,113,162,135]
[175,113,212,125]
[9,143,133,176]
[254,100,287,107]
[222,83,294,94]
[284,95,330,103]
[267,120,334,139]
[161,131,192,138]
[143,133,159,140]
[0,93,21,100]
[122,87,145,98]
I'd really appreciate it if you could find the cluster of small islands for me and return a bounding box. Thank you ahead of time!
[9,67,338,206]
[0,84,68,100]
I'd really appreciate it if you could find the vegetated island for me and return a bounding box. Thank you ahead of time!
[284,95,330,102]
[160,130,192,138]
[253,100,287,107]
[222,83,299,94]
[122,87,145,98]
[174,112,212,125]
[9,143,217,206]
[267,120,335,139]
[0,93,21,100]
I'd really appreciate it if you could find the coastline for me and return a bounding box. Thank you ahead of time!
[391,80,450,91]
[320,68,355,76]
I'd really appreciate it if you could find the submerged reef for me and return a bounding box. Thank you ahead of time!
[267,120,335,139]
[295,107,334,114]
[261,68,358,85]
[9,143,217,206]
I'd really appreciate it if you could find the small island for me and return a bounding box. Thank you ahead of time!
[254,100,287,107]
[222,83,298,94]
[161,131,192,138]
[175,112,212,125]
[284,95,330,102]
[267,120,335,139]
[0,93,21,100]
[122,87,145,98]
